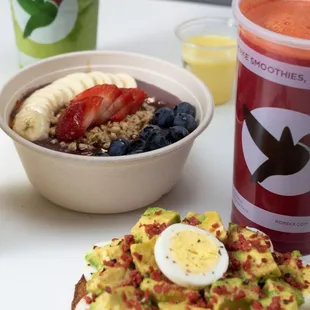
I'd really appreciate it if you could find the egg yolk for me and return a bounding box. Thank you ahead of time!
[169,231,220,275]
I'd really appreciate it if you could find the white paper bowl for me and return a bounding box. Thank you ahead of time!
[0,51,214,213]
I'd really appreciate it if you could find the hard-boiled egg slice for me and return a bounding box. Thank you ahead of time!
[246,226,274,252]
[83,240,111,281]
[154,223,229,289]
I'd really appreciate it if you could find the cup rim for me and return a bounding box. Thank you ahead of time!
[233,0,310,50]
[0,50,214,163]
[175,16,237,50]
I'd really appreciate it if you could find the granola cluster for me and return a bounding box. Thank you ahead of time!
[48,101,156,154]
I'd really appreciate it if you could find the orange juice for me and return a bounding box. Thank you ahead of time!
[181,35,237,105]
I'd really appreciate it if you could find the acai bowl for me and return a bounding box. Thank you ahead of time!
[0,51,214,213]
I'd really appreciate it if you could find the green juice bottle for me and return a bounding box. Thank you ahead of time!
[10,0,99,67]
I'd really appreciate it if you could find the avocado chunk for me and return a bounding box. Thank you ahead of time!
[277,252,305,288]
[140,278,189,303]
[182,212,206,226]
[249,279,300,310]
[263,278,304,306]
[130,236,159,275]
[90,286,150,310]
[131,207,180,243]
[87,267,130,295]
[207,278,260,310]
[85,238,124,269]
[228,224,280,280]
[302,265,310,304]
[199,211,227,242]
[158,302,205,309]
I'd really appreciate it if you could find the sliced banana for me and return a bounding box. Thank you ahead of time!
[45,84,75,106]
[67,73,95,89]
[88,71,113,85]
[26,92,59,111]
[53,76,86,96]
[13,107,50,141]
[107,73,124,88]
[22,97,53,116]
[116,73,137,88]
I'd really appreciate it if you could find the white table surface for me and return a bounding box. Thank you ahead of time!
[0,1,235,309]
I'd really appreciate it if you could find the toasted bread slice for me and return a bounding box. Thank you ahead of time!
[72,276,87,310]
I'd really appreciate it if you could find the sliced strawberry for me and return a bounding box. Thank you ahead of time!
[96,88,134,124]
[56,85,148,142]
[56,96,102,142]
[110,88,147,122]
[71,84,121,105]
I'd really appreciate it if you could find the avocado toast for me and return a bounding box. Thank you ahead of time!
[72,208,310,309]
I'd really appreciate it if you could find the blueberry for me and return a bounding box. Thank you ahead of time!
[128,138,146,154]
[140,125,161,141]
[173,113,197,133]
[146,131,170,151]
[108,139,130,156]
[174,102,196,117]
[167,126,189,143]
[152,107,175,128]
[92,152,110,157]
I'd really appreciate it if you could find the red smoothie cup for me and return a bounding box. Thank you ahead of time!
[231,0,310,254]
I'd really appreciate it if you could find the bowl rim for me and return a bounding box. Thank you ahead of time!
[0,50,214,163]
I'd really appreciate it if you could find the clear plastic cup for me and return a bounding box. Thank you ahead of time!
[231,0,310,254]
[175,17,237,105]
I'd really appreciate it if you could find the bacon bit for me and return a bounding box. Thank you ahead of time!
[213,285,230,295]
[183,216,201,226]
[122,291,127,302]
[261,258,268,263]
[276,285,284,292]
[216,230,221,237]
[154,284,163,294]
[83,296,93,305]
[212,222,220,229]
[243,255,252,271]
[266,296,282,310]
[144,289,150,301]
[155,210,163,215]
[133,252,143,261]
[252,286,260,293]
[151,269,162,281]
[297,259,304,269]
[252,301,263,310]
[129,270,143,287]
[283,273,308,290]
[103,260,116,267]
[105,286,112,293]
[144,223,167,239]
[234,290,246,301]
[186,291,209,308]
[122,235,135,252]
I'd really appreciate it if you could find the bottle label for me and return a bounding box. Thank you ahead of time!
[12,0,78,44]
[233,186,310,233]
[238,37,310,90]
[233,36,310,235]
[10,0,98,67]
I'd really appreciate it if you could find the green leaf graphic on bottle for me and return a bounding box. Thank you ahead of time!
[17,0,62,38]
